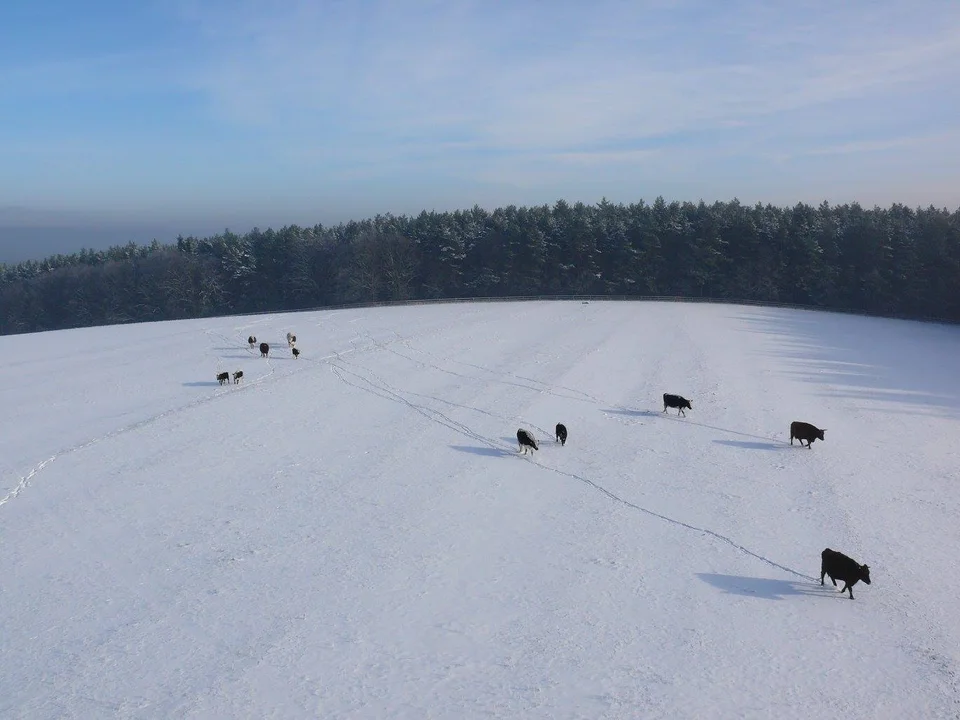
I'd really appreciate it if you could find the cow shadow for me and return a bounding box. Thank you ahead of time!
[499,435,558,450]
[603,408,660,418]
[183,381,221,387]
[449,445,515,458]
[697,573,837,600]
[714,439,788,451]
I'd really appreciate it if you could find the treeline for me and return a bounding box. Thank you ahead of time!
[2,197,959,335]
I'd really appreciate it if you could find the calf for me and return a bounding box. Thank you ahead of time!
[517,428,538,454]
[292,347,300,359]
[233,370,243,384]
[260,342,270,358]
[791,421,825,448]
[555,423,568,446]
[820,548,871,599]
[248,335,257,349]
[217,371,230,385]
[663,393,692,416]
[286,332,297,347]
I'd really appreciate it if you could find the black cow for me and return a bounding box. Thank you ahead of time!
[217,371,230,385]
[260,342,270,358]
[555,423,568,446]
[292,347,300,359]
[233,370,244,384]
[791,421,825,448]
[663,393,692,416]
[248,335,257,349]
[821,548,871,599]
[517,428,538,454]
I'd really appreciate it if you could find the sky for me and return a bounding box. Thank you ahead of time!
[2,0,960,262]
[2,300,959,716]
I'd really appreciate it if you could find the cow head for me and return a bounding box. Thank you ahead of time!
[860,564,871,585]
[818,428,826,441]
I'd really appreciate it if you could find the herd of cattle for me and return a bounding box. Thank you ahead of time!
[213,330,871,599]
[515,393,870,599]
[216,331,301,387]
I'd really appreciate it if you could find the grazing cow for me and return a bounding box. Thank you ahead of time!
[517,428,538,454]
[821,548,871,599]
[292,347,300,359]
[248,335,257,349]
[233,370,243,384]
[217,371,230,385]
[286,332,297,347]
[259,342,270,358]
[555,423,568,446]
[663,393,692,416]
[790,421,825,448]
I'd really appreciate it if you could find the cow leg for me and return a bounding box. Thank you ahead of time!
[840,582,853,599]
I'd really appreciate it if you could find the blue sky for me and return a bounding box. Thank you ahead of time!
[2,0,959,259]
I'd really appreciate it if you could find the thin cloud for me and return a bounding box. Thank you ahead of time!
[3,0,959,223]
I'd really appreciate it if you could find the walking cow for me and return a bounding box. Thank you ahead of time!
[260,342,270,358]
[555,423,568,446]
[790,421,825,448]
[517,428,539,454]
[821,548,871,599]
[663,393,692,417]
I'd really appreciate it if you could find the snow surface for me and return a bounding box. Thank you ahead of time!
[2,300,959,719]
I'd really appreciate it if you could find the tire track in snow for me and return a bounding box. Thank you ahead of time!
[329,361,507,453]
[529,459,818,581]
[330,352,558,441]
[328,345,818,582]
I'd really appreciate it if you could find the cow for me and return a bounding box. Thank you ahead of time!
[517,428,538,454]
[216,371,230,386]
[820,548,871,599]
[286,332,297,347]
[233,370,244,384]
[555,423,568,446]
[791,421,825,448]
[663,393,692,416]
[292,347,300,359]
[260,342,270,358]
[248,335,257,349]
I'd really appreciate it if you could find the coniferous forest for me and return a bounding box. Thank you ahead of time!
[2,197,959,336]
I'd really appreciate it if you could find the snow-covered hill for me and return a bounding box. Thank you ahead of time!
[2,300,958,719]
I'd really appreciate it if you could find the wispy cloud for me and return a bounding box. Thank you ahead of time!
[180,1,960,145]
[2,0,959,227]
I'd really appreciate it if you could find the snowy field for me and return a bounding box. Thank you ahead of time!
[1,300,959,719]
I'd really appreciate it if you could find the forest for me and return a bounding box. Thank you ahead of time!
[1,197,958,335]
